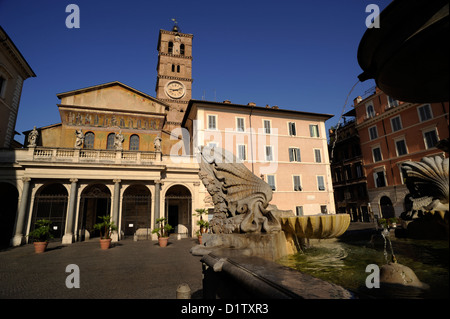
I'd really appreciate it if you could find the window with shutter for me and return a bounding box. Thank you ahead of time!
[314,149,321,163]
[317,176,325,191]
[288,122,296,136]
[265,146,273,161]
[267,175,276,191]
[208,115,216,130]
[309,124,319,137]
[264,120,271,134]
[236,118,245,132]
[293,176,302,191]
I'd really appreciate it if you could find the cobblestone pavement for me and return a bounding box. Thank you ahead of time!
[0,222,377,300]
[0,237,203,299]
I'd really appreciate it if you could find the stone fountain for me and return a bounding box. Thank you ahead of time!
[193,146,351,260]
[192,146,355,298]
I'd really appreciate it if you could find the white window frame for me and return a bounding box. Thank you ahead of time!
[387,96,399,108]
[366,102,375,118]
[207,114,218,130]
[288,122,296,136]
[236,117,245,132]
[372,145,382,163]
[237,144,247,161]
[309,124,320,138]
[373,167,387,188]
[293,175,302,191]
[417,104,433,122]
[267,174,276,191]
[288,147,301,162]
[263,119,272,134]
[422,127,439,149]
[390,115,402,132]
[295,206,303,216]
[394,137,408,156]
[317,175,325,191]
[314,149,322,163]
[265,145,273,162]
[368,125,378,140]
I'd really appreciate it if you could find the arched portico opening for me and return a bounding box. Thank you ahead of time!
[165,185,192,238]
[122,184,151,240]
[31,183,68,241]
[380,196,395,219]
[78,184,111,241]
[0,182,19,248]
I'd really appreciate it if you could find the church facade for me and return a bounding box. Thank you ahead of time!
[0,25,335,248]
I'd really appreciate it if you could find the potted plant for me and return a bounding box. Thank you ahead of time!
[195,230,202,244]
[195,208,209,232]
[28,219,53,253]
[93,215,118,250]
[152,217,173,247]
[197,218,209,239]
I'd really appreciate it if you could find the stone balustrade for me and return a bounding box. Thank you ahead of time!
[0,147,201,167]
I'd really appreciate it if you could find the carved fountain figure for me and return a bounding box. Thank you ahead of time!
[196,146,350,259]
[400,156,449,239]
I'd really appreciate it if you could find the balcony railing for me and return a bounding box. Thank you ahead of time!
[31,147,161,165]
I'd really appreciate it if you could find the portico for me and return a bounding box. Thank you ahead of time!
[3,147,204,246]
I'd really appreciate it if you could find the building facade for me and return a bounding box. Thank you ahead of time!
[354,87,449,218]
[0,26,36,149]
[0,25,336,248]
[183,100,335,215]
[328,111,369,222]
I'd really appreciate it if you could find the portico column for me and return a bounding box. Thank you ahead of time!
[11,177,31,246]
[111,179,121,242]
[62,178,78,244]
[154,180,161,229]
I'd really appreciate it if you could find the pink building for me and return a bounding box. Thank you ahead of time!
[353,87,449,218]
[182,99,336,216]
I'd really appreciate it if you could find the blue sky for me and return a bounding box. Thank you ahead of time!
[0,0,391,143]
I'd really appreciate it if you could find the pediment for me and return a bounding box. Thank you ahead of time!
[57,81,169,114]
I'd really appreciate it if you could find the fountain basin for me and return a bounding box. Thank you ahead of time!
[280,214,351,239]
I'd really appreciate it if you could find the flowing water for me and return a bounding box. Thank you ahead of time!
[277,233,449,298]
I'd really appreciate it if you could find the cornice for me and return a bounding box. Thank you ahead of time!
[157,75,193,83]
[159,29,193,38]
[159,52,192,60]
[356,102,414,129]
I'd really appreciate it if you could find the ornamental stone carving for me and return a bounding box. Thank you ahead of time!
[198,146,281,234]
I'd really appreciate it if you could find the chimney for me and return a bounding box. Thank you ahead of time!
[247,102,256,106]
[223,100,231,104]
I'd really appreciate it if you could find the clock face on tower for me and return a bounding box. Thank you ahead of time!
[164,81,186,99]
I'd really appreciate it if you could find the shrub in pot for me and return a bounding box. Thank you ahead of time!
[152,217,173,247]
[28,219,54,253]
[93,215,118,250]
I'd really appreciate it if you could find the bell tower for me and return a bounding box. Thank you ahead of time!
[156,22,193,130]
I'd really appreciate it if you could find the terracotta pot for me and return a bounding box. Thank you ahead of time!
[34,242,48,254]
[198,235,202,245]
[158,237,169,247]
[100,238,112,250]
